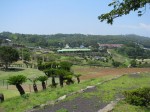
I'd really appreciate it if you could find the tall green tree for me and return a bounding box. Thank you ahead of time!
[99,0,149,24]
[59,61,72,71]
[7,75,27,95]
[0,46,19,70]
[38,62,59,87]
[44,68,57,87]
[56,69,74,87]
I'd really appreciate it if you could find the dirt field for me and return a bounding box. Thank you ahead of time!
[76,67,150,80]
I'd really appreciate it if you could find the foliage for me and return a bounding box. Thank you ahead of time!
[1,32,150,48]
[59,61,73,71]
[7,75,27,95]
[0,46,19,69]
[7,75,27,85]
[138,62,150,68]
[37,76,48,90]
[98,0,150,24]
[112,61,122,67]
[19,48,31,61]
[38,61,74,87]
[124,87,150,107]
[37,76,48,82]
[130,60,137,67]
[117,43,150,59]
[113,100,150,112]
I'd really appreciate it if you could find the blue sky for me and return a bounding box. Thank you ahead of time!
[0,0,150,37]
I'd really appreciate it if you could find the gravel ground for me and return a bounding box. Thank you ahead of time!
[33,87,108,112]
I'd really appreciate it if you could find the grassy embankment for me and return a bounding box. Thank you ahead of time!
[108,49,131,66]
[0,67,150,112]
[54,72,150,112]
[0,74,113,112]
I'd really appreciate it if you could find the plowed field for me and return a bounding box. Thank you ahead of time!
[74,67,150,80]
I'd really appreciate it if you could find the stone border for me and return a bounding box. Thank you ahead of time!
[27,74,126,112]
[98,98,124,112]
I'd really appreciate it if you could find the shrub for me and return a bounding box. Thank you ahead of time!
[112,61,121,67]
[124,87,150,107]
[130,59,137,67]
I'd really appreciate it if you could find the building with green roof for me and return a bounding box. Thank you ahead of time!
[57,48,91,53]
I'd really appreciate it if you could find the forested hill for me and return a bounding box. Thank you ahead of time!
[0,32,150,48]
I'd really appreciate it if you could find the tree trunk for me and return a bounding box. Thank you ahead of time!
[59,76,64,87]
[33,83,38,93]
[16,84,25,95]
[66,78,74,85]
[4,63,8,70]
[0,93,4,102]
[52,76,56,87]
[26,64,28,68]
[77,77,80,84]
[42,81,46,90]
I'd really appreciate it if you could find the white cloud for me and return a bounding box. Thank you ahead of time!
[139,23,150,31]
[117,25,139,29]
[116,23,150,31]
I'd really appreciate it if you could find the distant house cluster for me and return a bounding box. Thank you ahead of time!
[98,44,123,48]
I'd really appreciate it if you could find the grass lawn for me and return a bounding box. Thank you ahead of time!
[0,89,20,99]
[0,68,45,80]
[113,100,150,112]
[108,49,130,65]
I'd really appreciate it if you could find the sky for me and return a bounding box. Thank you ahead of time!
[0,0,150,37]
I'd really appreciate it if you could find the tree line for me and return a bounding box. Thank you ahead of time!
[7,61,81,95]
[1,32,150,48]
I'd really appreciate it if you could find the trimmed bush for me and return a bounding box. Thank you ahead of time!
[124,87,150,107]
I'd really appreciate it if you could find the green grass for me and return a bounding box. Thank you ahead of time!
[108,49,130,66]
[0,68,58,99]
[0,76,112,112]
[56,108,68,112]
[113,100,150,112]
[1,67,150,112]
[57,72,150,112]
[0,68,45,80]
[0,89,20,99]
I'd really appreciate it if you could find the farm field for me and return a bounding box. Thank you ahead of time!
[72,66,150,80]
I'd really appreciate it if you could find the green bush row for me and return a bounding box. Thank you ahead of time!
[124,87,150,107]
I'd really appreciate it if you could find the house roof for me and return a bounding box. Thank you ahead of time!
[57,48,91,52]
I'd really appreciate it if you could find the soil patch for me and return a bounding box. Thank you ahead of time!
[80,68,150,80]
[34,95,107,112]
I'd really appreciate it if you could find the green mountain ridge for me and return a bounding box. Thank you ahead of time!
[0,32,150,48]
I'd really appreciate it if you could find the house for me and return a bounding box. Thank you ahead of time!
[98,44,123,49]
